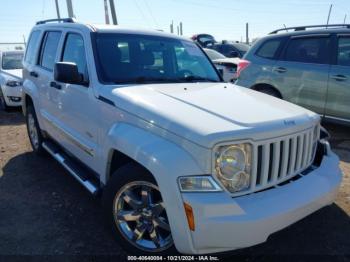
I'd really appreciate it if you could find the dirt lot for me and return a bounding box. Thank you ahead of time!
[0,109,349,261]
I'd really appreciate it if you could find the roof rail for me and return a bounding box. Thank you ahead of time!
[36,18,77,25]
[269,24,350,34]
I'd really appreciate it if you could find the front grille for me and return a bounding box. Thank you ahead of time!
[249,126,317,192]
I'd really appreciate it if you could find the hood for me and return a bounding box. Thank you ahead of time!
[2,69,23,79]
[213,58,240,65]
[107,83,319,148]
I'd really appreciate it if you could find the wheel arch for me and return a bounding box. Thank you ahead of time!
[251,83,283,99]
[102,123,201,254]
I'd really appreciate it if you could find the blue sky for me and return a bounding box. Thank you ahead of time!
[0,0,349,44]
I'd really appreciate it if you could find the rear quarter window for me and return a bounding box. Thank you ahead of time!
[256,39,283,59]
[24,30,41,64]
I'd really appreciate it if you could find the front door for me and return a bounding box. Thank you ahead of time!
[325,35,350,122]
[53,31,99,170]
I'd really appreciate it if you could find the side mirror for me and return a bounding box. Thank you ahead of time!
[229,51,240,58]
[54,62,87,86]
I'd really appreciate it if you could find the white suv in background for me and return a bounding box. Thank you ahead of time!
[22,18,342,255]
[0,50,24,110]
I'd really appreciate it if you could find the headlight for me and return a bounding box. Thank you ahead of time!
[178,176,222,192]
[6,80,22,87]
[215,143,252,193]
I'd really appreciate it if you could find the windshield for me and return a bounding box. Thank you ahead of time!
[94,33,221,84]
[204,48,226,60]
[2,53,23,70]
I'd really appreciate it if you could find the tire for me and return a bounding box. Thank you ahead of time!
[0,88,10,111]
[102,163,177,255]
[26,105,45,155]
[257,87,281,99]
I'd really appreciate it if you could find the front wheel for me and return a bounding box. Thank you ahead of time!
[102,163,175,255]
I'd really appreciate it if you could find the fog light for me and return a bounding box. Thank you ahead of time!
[8,96,21,102]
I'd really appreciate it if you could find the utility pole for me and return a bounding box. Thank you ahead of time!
[245,23,249,44]
[66,0,74,18]
[109,0,118,25]
[179,22,183,36]
[54,0,61,19]
[326,4,333,27]
[170,20,174,34]
[104,0,110,24]
[22,35,26,46]
[177,25,179,35]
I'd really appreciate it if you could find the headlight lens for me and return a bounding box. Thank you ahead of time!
[6,80,22,87]
[178,176,222,192]
[215,143,252,193]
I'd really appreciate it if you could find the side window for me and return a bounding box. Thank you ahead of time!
[256,39,282,59]
[40,31,62,71]
[337,37,350,66]
[24,31,41,64]
[62,33,87,75]
[284,37,330,64]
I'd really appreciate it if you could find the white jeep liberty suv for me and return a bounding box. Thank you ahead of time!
[22,18,342,255]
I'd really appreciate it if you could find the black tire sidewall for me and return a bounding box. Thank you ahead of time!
[26,105,45,155]
[102,163,177,255]
[259,87,280,98]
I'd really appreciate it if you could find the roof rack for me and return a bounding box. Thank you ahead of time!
[269,24,350,34]
[36,18,77,25]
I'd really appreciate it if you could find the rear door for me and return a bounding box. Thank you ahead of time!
[35,31,63,138]
[271,35,331,114]
[325,34,350,122]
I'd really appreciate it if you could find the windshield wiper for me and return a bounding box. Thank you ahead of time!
[178,75,219,83]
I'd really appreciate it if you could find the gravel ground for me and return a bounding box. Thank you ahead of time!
[0,108,349,261]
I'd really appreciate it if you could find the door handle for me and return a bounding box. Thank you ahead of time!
[30,71,39,78]
[330,74,347,81]
[274,67,287,73]
[50,81,62,90]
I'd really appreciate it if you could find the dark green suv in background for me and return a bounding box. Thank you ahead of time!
[235,24,350,125]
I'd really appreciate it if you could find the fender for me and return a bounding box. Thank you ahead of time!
[101,122,209,254]
[22,79,40,115]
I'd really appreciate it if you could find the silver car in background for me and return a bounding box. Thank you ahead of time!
[0,50,24,110]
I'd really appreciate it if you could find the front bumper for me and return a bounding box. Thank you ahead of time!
[1,85,22,107]
[179,149,342,254]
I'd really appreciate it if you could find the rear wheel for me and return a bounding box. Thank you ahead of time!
[102,163,175,255]
[26,105,45,155]
[256,86,281,99]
